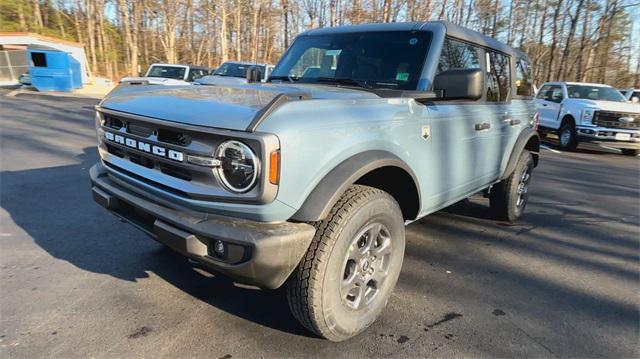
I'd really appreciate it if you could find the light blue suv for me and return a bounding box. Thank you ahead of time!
[91,21,540,341]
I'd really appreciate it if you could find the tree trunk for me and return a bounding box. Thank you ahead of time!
[85,0,98,75]
[383,0,392,22]
[558,0,584,79]
[219,0,229,63]
[33,0,43,29]
[235,0,242,61]
[17,1,28,31]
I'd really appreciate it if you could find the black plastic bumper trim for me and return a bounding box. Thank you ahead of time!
[90,163,315,289]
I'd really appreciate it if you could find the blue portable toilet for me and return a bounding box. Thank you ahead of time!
[27,49,82,92]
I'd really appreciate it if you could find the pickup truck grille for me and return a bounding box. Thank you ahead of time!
[592,111,640,129]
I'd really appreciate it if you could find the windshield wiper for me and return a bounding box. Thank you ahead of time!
[314,77,371,89]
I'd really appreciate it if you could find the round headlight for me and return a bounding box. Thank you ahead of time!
[215,140,259,193]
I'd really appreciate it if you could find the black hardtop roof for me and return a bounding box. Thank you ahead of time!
[301,20,524,58]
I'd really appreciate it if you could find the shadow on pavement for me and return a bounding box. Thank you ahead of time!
[0,146,310,338]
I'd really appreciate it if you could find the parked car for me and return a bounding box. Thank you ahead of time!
[619,88,640,103]
[120,63,210,85]
[535,82,640,155]
[195,61,273,85]
[91,21,540,341]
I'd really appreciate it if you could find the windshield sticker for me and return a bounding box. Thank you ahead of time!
[396,72,409,81]
[325,49,342,56]
[409,38,418,45]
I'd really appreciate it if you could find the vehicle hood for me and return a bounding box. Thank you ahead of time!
[195,75,247,86]
[99,83,379,131]
[120,76,188,86]
[567,99,640,113]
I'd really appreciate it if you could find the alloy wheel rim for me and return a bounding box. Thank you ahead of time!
[340,222,392,310]
[560,128,571,146]
[516,168,531,208]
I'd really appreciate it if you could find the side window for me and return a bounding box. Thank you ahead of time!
[538,85,563,103]
[437,38,481,73]
[187,69,204,82]
[515,59,532,97]
[486,51,511,102]
[537,85,551,99]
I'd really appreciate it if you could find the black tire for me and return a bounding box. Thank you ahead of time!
[621,149,639,156]
[490,151,534,222]
[286,185,405,342]
[558,121,578,151]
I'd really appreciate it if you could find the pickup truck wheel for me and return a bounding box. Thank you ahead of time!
[286,185,405,342]
[558,122,578,151]
[621,149,639,156]
[490,150,534,222]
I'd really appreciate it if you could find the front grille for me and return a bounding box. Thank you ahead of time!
[104,115,125,130]
[128,122,154,137]
[99,111,232,190]
[593,111,640,129]
[157,128,191,146]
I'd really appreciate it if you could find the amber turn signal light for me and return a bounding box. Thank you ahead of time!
[269,150,280,185]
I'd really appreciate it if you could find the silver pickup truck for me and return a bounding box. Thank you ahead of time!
[91,21,539,341]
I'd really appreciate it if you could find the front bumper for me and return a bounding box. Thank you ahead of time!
[576,126,640,149]
[90,162,315,289]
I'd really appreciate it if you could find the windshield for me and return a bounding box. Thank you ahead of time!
[566,85,626,102]
[146,65,186,80]
[269,31,431,90]
[214,62,264,78]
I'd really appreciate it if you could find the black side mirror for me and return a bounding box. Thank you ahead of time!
[433,68,483,100]
[246,66,262,83]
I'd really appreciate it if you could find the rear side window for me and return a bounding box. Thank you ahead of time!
[515,59,532,97]
[486,51,511,102]
[437,38,481,73]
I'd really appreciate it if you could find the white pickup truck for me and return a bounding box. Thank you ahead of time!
[535,82,640,156]
[120,63,210,86]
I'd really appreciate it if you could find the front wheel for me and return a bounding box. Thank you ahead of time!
[490,151,534,222]
[558,122,578,151]
[286,185,405,341]
[621,149,639,156]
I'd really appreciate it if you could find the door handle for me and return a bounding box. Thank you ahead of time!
[475,122,491,131]
[502,118,521,126]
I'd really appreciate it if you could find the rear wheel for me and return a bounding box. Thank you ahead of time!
[490,151,534,222]
[286,185,405,342]
[621,149,639,156]
[558,121,578,151]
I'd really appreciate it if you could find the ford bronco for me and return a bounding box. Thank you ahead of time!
[535,82,640,155]
[90,21,540,341]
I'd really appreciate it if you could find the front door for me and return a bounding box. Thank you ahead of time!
[535,84,563,129]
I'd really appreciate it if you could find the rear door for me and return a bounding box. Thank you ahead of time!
[535,84,563,129]
[481,49,513,180]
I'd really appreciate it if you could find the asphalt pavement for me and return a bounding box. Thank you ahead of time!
[1,91,638,358]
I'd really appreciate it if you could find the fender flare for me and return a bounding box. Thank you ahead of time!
[501,128,540,180]
[291,150,420,222]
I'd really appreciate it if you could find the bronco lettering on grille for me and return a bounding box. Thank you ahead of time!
[104,131,184,162]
